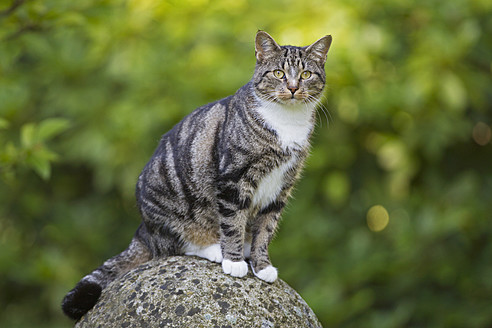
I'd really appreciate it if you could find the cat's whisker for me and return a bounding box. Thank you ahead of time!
[308,94,331,128]
[258,92,280,107]
[298,98,315,123]
[310,100,324,129]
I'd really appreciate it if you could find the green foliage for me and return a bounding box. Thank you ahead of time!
[1,118,70,181]
[1,0,491,327]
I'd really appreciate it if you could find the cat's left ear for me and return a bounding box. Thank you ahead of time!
[255,31,282,62]
[305,35,332,65]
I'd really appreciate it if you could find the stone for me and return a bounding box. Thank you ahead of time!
[75,256,322,327]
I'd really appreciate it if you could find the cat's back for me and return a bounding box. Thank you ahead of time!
[137,93,236,192]
[152,83,258,163]
[167,96,231,146]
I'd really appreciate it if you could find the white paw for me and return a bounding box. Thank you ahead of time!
[184,243,223,263]
[222,259,248,278]
[243,242,251,259]
[252,265,278,283]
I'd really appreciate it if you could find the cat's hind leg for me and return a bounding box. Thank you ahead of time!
[183,243,223,263]
[182,242,250,277]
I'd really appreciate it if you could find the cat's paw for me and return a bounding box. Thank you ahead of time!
[222,259,248,278]
[252,265,278,283]
[184,243,223,263]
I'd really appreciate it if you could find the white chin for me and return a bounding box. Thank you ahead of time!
[281,98,303,106]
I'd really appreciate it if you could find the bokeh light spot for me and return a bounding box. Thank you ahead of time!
[367,205,389,232]
[472,122,491,146]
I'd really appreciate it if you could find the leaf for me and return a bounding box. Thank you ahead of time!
[24,146,59,180]
[37,147,59,162]
[0,118,9,129]
[26,153,52,180]
[20,123,36,148]
[55,12,87,27]
[37,118,71,141]
[0,142,18,164]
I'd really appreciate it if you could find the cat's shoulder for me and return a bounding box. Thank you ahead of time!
[185,95,234,123]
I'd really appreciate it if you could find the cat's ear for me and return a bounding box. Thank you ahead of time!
[255,31,282,62]
[305,35,332,65]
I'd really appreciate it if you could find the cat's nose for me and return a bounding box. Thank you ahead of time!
[288,86,299,95]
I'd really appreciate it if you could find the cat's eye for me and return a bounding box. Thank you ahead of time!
[301,71,312,79]
[273,70,285,79]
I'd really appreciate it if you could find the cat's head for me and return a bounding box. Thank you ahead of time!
[253,31,332,106]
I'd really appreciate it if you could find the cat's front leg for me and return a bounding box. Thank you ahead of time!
[219,209,249,278]
[249,202,283,283]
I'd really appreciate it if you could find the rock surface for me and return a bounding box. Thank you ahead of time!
[75,256,322,327]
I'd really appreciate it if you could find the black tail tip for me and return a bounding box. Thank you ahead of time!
[62,280,102,320]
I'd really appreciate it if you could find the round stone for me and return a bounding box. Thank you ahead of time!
[75,256,321,328]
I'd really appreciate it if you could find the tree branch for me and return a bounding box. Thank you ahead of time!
[0,0,25,18]
[5,23,43,40]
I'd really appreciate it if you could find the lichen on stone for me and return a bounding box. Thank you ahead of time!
[75,256,322,328]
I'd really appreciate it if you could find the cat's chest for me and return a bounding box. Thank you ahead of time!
[252,156,297,210]
[249,101,314,210]
[254,102,315,150]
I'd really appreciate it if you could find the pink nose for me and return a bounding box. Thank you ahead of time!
[288,86,299,94]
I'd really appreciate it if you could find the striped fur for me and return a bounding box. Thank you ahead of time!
[62,31,332,320]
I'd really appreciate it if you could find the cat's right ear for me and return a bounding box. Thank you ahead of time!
[255,31,282,62]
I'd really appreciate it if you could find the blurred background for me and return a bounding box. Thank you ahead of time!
[1,0,491,327]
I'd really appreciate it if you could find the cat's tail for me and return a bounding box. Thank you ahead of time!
[62,224,152,320]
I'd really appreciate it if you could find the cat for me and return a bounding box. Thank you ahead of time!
[62,30,332,320]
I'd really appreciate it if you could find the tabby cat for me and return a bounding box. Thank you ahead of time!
[62,31,332,320]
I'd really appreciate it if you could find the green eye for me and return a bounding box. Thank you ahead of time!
[273,70,285,79]
[301,71,312,79]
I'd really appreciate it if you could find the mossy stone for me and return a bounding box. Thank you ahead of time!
[75,256,322,328]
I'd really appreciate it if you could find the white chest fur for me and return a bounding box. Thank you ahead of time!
[252,156,297,210]
[251,98,315,210]
[254,99,315,150]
